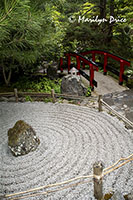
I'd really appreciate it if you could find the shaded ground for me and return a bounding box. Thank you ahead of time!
[81,70,133,123]
[103,89,133,123]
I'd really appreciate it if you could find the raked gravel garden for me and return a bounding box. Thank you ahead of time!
[0,102,133,199]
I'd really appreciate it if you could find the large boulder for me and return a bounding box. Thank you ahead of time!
[8,120,40,156]
[61,74,87,96]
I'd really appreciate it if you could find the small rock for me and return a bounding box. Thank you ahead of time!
[8,120,40,156]
[19,97,25,102]
[118,96,123,99]
[123,104,128,108]
[62,99,69,104]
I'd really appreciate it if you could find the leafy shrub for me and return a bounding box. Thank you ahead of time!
[12,77,61,93]
[25,96,33,102]
[43,98,53,103]
[86,86,92,97]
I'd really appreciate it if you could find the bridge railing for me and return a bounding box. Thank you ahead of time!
[80,50,130,85]
[60,50,131,87]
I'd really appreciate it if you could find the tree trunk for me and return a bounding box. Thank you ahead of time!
[107,0,115,42]
[110,0,115,17]
[2,65,12,86]
[100,0,106,18]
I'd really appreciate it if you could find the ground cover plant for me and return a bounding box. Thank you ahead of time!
[12,77,61,93]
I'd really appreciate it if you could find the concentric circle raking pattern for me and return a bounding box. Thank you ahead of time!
[0,102,132,199]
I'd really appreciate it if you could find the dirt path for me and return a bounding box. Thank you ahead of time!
[103,89,133,123]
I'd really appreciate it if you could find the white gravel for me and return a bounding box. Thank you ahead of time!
[0,102,133,200]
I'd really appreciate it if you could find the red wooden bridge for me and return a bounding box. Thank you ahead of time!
[59,50,131,90]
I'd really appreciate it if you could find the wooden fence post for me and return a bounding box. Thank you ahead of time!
[93,162,103,200]
[51,89,55,103]
[14,88,18,102]
[98,95,102,112]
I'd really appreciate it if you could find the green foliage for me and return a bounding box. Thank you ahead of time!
[25,95,33,102]
[86,86,92,97]
[63,0,132,61]
[0,0,67,85]
[0,0,46,85]
[124,69,133,77]
[0,0,132,88]
[58,97,63,103]
[12,77,61,93]
[43,98,53,103]
[127,77,133,89]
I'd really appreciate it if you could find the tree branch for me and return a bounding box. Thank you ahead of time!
[2,64,12,86]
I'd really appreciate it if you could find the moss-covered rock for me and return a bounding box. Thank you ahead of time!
[8,120,40,156]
